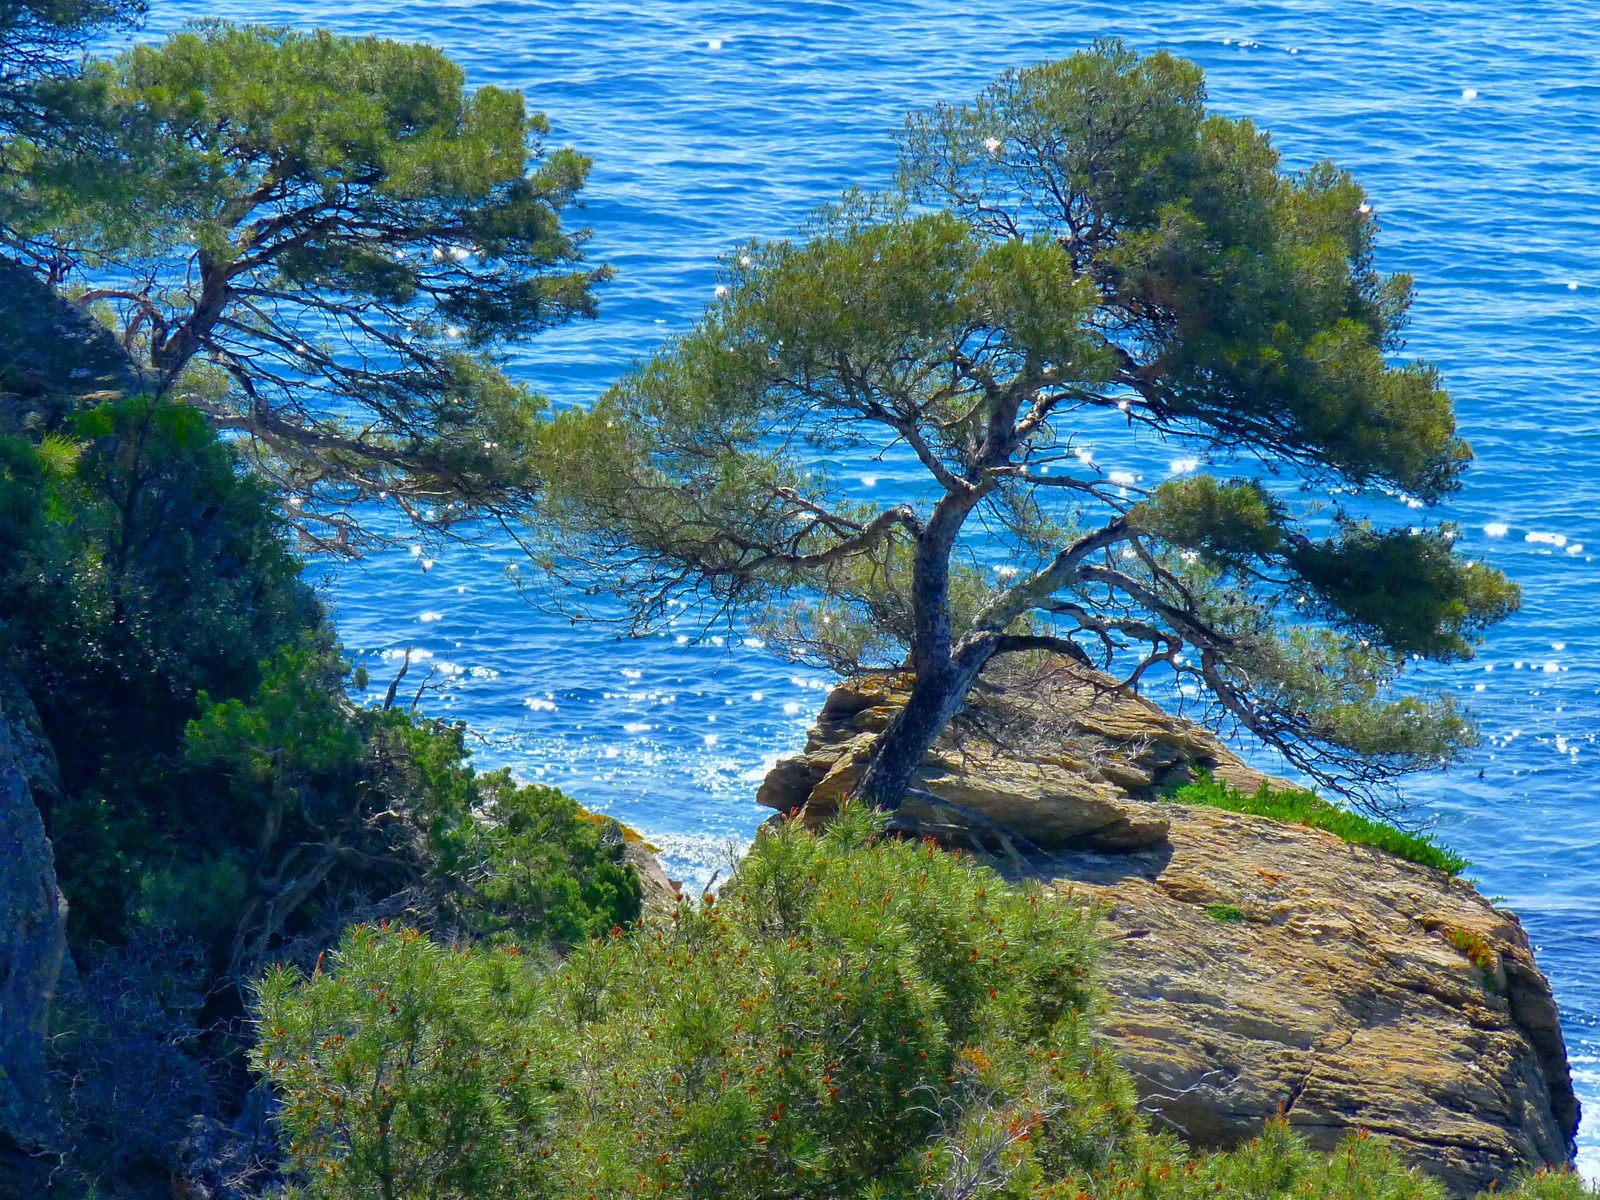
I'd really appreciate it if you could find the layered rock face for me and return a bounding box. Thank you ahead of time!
[758,659,1580,1196]
[758,660,1281,852]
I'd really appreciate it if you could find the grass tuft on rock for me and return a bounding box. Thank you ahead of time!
[1168,776,1470,876]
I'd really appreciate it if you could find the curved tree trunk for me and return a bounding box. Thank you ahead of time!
[853,652,991,811]
[854,487,998,809]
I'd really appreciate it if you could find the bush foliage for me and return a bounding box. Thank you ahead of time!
[256,811,1591,1200]
[0,394,641,1191]
[185,640,643,975]
[0,396,320,942]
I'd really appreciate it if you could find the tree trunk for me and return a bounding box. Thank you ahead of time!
[853,483,995,810]
[854,669,957,810]
[854,643,995,811]
[150,250,229,386]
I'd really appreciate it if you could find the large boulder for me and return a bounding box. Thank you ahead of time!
[1029,806,1577,1196]
[757,660,1283,852]
[758,657,1579,1196]
[0,667,68,1191]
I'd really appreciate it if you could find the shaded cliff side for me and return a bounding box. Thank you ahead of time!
[757,658,1579,1197]
[0,262,130,1195]
[0,258,143,409]
[0,667,68,1197]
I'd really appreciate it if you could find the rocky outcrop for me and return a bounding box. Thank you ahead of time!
[757,661,1283,852]
[1031,809,1577,1197]
[0,667,68,1187]
[0,256,144,410]
[622,834,682,916]
[758,659,1579,1196]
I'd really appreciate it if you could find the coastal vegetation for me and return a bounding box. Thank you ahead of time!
[0,8,1587,1199]
[0,0,145,149]
[531,40,1518,815]
[7,19,606,552]
[254,811,1590,1200]
[0,386,640,1191]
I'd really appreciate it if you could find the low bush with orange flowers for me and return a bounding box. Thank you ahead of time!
[254,805,1595,1200]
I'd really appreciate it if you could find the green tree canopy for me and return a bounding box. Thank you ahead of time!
[12,22,606,552]
[0,0,144,240]
[534,41,1517,811]
[0,0,143,137]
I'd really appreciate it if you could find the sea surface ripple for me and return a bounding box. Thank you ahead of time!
[141,0,1600,1171]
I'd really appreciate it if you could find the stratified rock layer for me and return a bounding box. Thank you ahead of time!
[757,659,1579,1196]
[758,661,1283,851]
[1030,809,1576,1197]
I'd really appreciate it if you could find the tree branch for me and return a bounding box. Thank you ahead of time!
[969,516,1132,634]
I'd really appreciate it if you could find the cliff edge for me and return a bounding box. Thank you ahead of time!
[757,658,1579,1196]
[0,257,143,408]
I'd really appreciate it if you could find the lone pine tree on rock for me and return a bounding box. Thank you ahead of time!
[8,23,606,552]
[535,41,1517,814]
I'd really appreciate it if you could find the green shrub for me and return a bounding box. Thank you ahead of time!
[456,771,645,950]
[0,396,320,943]
[185,640,644,976]
[1,395,642,1190]
[1496,1170,1600,1199]
[257,814,1584,1200]
[258,807,1131,1199]
[256,924,557,1200]
[1168,776,1469,876]
[551,804,1116,1198]
[1205,903,1247,925]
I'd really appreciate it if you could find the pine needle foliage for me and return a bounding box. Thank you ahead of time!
[533,40,1518,814]
[9,22,607,551]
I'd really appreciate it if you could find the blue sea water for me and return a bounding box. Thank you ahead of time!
[138,0,1600,1174]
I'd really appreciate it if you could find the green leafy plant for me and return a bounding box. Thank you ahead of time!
[1168,776,1469,876]
[1205,903,1247,925]
[259,807,1133,1199]
[0,389,644,1192]
[1495,1170,1600,1200]
[258,810,1577,1200]
[185,640,644,981]
[1441,925,1499,993]
[256,924,557,1200]
[0,396,320,943]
